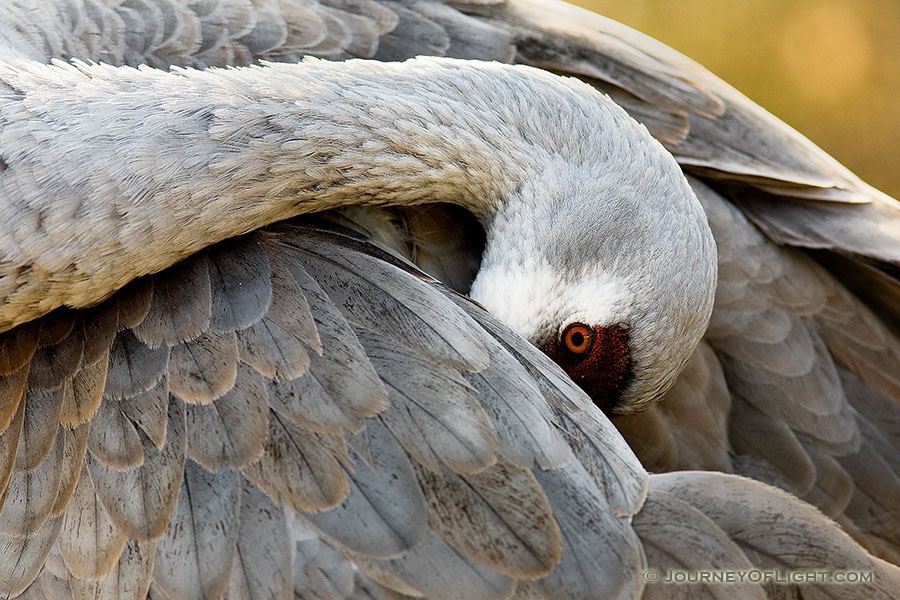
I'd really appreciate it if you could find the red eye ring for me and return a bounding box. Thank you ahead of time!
[562,323,593,355]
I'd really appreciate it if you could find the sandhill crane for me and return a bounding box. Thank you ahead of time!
[0,1,899,599]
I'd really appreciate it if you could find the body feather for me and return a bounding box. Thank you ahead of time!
[0,1,898,599]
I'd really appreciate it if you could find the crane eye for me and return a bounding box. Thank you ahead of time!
[562,323,593,355]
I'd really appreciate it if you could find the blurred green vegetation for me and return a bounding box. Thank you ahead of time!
[573,0,900,199]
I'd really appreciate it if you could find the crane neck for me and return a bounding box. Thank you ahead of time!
[0,57,612,331]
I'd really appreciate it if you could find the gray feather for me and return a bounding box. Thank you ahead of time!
[58,464,127,580]
[168,330,238,404]
[80,305,119,366]
[653,472,900,599]
[372,2,448,60]
[185,362,268,470]
[16,386,64,472]
[416,457,562,579]
[60,354,107,427]
[308,418,426,557]
[115,281,153,331]
[799,442,854,519]
[88,397,145,471]
[51,423,90,519]
[18,576,50,600]
[153,460,242,600]
[27,325,84,390]
[0,364,27,436]
[87,396,186,541]
[281,226,489,372]
[460,325,573,471]
[293,536,357,600]
[728,396,816,498]
[236,9,288,56]
[356,326,498,475]
[38,570,70,599]
[0,321,38,376]
[225,479,292,600]
[531,460,643,600]
[403,0,514,62]
[118,377,170,450]
[0,392,24,506]
[374,532,515,600]
[0,514,63,599]
[37,310,77,348]
[451,297,583,415]
[235,251,318,381]
[735,194,900,266]
[633,489,765,600]
[134,252,212,347]
[208,236,272,333]
[836,437,900,544]
[0,427,64,537]
[549,405,649,520]
[241,410,350,512]
[105,330,170,401]
[271,259,388,432]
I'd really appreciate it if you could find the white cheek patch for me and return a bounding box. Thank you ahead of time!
[469,260,628,341]
[559,274,629,331]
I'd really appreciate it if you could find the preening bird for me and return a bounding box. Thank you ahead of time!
[0,1,899,599]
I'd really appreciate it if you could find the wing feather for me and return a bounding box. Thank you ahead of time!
[276,254,389,431]
[168,330,239,405]
[207,237,272,333]
[652,472,900,600]
[280,225,490,372]
[0,392,24,504]
[415,458,561,579]
[133,253,212,347]
[0,365,28,436]
[16,387,63,472]
[0,514,63,599]
[240,409,350,512]
[0,427,64,537]
[356,325,498,475]
[68,539,156,600]
[104,330,169,401]
[58,464,128,580]
[292,535,360,600]
[615,341,732,473]
[307,418,426,558]
[235,252,318,381]
[530,461,643,600]
[225,479,292,600]
[633,489,765,600]
[0,321,38,377]
[88,397,145,470]
[27,327,83,390]
[60,353,107,427]
[50,423,89,519]
[118,378,170,451]
[87,397,186,541]
[152,461,242,600]
[184,362,268,470]
[371,532,515,600]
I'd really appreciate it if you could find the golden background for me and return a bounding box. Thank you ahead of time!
[572,0,900,199]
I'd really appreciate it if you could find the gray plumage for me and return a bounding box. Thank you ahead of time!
[0,1,898,599]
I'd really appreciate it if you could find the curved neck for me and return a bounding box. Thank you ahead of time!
[0,57,605,331]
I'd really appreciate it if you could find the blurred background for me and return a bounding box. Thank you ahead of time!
[572,0,900,199]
